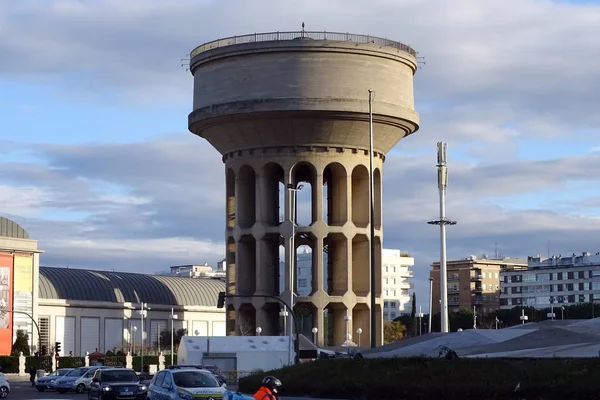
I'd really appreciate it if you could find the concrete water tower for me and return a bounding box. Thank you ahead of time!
[188,30,419,347]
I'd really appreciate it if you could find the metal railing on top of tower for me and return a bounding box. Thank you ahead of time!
[190,31,417,58]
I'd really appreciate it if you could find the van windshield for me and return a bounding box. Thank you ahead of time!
[66,368,88,377]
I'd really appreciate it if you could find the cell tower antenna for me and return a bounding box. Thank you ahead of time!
[427,142,457,334]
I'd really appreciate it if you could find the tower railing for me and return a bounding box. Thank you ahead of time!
[190,31,417,58]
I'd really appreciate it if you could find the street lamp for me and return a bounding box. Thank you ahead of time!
[256,327,262,336]
[343,311,352,346]
[132,326,137,356]
[561,306,565,320]
[136,303,150,373]
[416,306,424,336]
[356,328,362,347]
[169,308,179,365]
[428,277,433,333]
[311,327,318,344]
[287,183,303,365]
[280,308,289,336]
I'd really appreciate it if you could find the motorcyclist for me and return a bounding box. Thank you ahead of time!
[253,376,282,400]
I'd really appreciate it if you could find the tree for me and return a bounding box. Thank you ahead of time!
[410,293,417,336]
[12,329,30,356]
[383,320,406,344]
[238,315,255,336]
[158,328,187,352]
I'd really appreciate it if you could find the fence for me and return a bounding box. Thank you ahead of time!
[190,31,417,58]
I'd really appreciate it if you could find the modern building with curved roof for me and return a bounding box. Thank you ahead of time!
[0,216,226,357]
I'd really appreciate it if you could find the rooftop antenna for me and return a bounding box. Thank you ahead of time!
[427,142,457,334]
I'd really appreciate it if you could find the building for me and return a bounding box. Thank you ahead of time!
[500,252,600,309]
[166,264,225,280]
[0,217,43,355]
[430,256,527,315]
[38,267,226,356]
[382,249,414,320]
[187,30,419,347]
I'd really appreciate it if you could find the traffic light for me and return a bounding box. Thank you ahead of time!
[217,292,226,308]
[40,345,48,356]
[55,342,61,353]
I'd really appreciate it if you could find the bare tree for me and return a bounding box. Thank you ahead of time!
[237,315,255,336]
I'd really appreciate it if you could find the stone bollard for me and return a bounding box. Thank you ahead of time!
[126,352,133,369]
[18,352,26,376]
[85,352,90,367]
[158,352,165,370]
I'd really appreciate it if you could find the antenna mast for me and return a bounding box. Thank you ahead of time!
[427,142,457,333]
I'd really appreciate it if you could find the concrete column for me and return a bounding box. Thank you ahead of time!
[314,307,324,347]
[312,237,324,292]
[312,173,324,223]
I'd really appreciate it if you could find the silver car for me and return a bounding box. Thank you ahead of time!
[55,366,113,393]
[35,368,74,391]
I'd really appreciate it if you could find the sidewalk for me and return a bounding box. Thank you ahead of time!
[3,374,30,382]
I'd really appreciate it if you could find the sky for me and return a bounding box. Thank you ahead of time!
[1,0,600,311]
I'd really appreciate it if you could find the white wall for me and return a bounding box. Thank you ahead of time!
[38,299,226,356]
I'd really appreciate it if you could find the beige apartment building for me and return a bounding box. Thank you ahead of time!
[430,256,527,315]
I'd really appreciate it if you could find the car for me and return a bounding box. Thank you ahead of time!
[54,366,114,393]
[168,365,228,386]
[88,368,147,400]
[148,367,226,400]
[0,373,9,398]
[35,368,74,391]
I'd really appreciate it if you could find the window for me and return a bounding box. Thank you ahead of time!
[153,371,165,387]
[392,278,396,285]
[162,373,173,389]
[383,313,389,320]
[385,290,388,296]
[393,267,396,273]
[38,316,50,353]
[385,278,389,284]
[384,301,389,308]
[298,279,307,288]
[390,312,396,319]
[385,267,388,273]
[392,290,396,296]
[390,302,396,308]
[103,370,138,383]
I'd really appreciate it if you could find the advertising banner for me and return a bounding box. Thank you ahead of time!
[13,254,34,348]
[0,252,14,355]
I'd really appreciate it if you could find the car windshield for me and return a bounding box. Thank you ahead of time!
[66,368,88,377]
[102,371,138,383]
[57,370,72,376]
[173,371,219,388]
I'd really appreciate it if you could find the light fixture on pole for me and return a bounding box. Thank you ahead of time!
[311,327,318,344]
[520,308,529,325]
[356,328,362,347]
[368,89,377,349]
[256,327,262,336]
[561,306,565,320]
[136,303,150,373]
[416,306,424,336]
[169,308,178,365]
[280,307,289,336]
[427,142,456,333]
[287,183,303,366]
[547,296,556,320]
[428,277,433,333]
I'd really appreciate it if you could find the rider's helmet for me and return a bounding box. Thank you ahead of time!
[261,376,282,393]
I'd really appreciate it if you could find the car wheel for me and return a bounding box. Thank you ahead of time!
[0,386,8,398]
[76,383,86,393]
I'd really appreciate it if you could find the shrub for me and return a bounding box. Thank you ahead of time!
[58,357,85,368]
[238,357,600,400]
[25,356,52,372]
[104,356,126,367]
[0,356,20,373]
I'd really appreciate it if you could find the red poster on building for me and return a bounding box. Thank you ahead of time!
[0,252,14,355]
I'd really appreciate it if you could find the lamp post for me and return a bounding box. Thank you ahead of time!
[311,327,318,344]
[561,306,565,320]
[287,183,303,365]
[136,303,149,373]
[416,306,424,336]
[356,328,362,347]
[428,277,433,333]
[256,327,262,336]
[132,326,137,356]
[169,308,178,365]
[344,310,352,346]
[280,308,289,336]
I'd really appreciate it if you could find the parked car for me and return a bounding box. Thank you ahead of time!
[55,366,116,393]
[148,367,226,400]
[168,365,227,386]
[88,368,147,400]
[0,373,9,398]
[35,368,74,391]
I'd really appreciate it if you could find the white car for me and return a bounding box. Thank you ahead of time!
[0,373,10,398]
[148,366,226,400]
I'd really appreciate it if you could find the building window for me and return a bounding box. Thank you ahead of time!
[384,301,389,308]
[298,279,307,288]
[383,313,389,320]
[390,312,396,319]
[385,278,389,284]
[38,317,50,355]
[392,278,396,285]
[385,290,389,296]
[393,267,396,273]
[385,267,389,272]
[392,290,396,296]
[390,302,396,308]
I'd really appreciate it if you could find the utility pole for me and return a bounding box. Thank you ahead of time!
[428,277,433,333]
[427,142,456,333]
[368,89,377,348]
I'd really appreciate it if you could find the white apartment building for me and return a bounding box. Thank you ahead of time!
[382,249,414,320]
[500,252,600,309]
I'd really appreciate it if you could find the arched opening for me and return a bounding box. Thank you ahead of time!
[237,304,256,336]
[352,234,370,297]
[262,163,285,226]
[375,236,382,298]
[323,162,348,226]
[374,168,382,230]
[351,165,369,228]
[324,233,348,296]
[294,303,316,339]
[259,233,280,296]
[226,168,236,228]
[291,163,315,226]
[226,237,236,295]
[352,304,370,348]
[323,303,347,346]
[296,244,313,297]
[237,165,256,229]
[237,235,256,295]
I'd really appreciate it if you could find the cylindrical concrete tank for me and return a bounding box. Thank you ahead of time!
[188,31,419,348]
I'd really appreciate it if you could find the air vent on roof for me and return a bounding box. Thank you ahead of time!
[262,341,269,345]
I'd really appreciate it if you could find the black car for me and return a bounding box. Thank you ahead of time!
[88,368,148,400]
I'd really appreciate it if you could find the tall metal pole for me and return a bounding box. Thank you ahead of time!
[170,308,174,366]
[286,184,302,365]
[368,89,377,348]
[427,142,456,334]
[428,278,433,333]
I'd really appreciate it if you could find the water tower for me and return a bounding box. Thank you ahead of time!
[188,29,419,347]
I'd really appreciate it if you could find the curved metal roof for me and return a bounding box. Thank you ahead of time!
[0,217,30,239]
[39,266,225,307]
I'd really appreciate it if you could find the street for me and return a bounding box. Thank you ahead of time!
[8,380,84,400]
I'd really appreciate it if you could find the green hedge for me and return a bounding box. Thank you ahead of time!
[0,355,174,374]
[57,357,85,368]
[0,356,20,373]
[238,357,600,400]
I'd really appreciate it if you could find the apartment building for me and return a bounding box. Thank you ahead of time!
[500,252,600,309]
[431,256,527,315]
[382,249,414,320]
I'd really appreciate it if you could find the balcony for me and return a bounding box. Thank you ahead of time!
[470,274,483,281]
[448,298,460,306]
[471,287,483,294]
[399,282,414,289]
[448,287,460,293]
